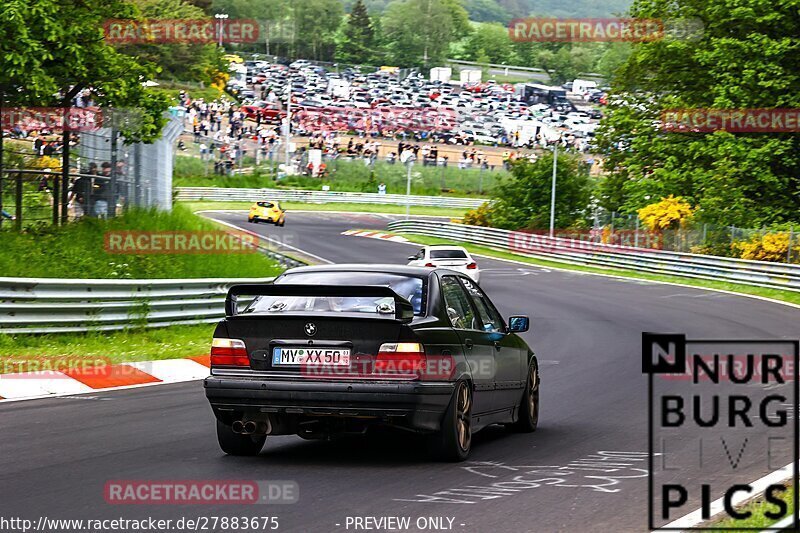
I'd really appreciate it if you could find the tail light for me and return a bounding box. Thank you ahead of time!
[467,262,478,269]
[374,342,426,376]
[210,338,250,367]
[424,263,435,267]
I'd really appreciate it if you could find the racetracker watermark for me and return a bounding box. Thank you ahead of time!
[1,107,147,133]
[104,231,257,254]
[643,333,799,530]
[103,19,260,44]
[298,354,461,380]
[1,355,113,375]
[662,109,800,133]
[104,480,298,504]
[293,107,458,134]
[1,107,103,133]
[509,17,704,42]
[508,229,663,255]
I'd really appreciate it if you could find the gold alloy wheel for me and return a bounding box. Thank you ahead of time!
[528,366,538,423]
[456,382,472,451]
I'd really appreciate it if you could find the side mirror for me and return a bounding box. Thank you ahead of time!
[508,316,529,333]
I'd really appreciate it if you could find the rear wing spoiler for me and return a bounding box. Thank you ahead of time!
[225,284,416,322]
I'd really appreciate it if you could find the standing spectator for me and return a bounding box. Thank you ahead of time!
[94,163,112,218]
[69,174,92,219]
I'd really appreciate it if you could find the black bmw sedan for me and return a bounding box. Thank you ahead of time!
[204,264,539,461]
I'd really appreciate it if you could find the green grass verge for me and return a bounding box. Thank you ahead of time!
[180,200,468,218]
[153,82,224,103]
[173,155,504,198]
[0,204,283,278]
[711,485,793,530]
[400,233,800,306]
[0,324,216,366]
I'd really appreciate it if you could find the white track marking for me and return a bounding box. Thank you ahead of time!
[0,371,94,399]
[654,462,794,530]
[124,359,209,382]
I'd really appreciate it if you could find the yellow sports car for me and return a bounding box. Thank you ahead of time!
[248,201,286,226]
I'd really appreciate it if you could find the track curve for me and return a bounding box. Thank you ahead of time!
[1,211,797,533]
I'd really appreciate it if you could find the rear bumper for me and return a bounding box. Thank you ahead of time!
[449,268,480,282]
[204,374,455,432]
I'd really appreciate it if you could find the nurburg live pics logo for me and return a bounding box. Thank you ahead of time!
[642,333,800,530]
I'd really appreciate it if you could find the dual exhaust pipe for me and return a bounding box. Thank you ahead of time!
[232,419,270,435]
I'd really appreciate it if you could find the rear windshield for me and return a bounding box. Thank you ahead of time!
[256,202,273,208]
[430,249,468,259]
[244,272,426,316]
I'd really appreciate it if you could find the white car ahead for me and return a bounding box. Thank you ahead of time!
[407,246,480,283]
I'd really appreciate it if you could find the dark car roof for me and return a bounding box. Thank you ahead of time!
[281,264,434,277]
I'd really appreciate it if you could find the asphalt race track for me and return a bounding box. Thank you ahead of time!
[2,211,798,533]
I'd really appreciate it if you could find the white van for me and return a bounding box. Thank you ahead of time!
[572,79,598,95]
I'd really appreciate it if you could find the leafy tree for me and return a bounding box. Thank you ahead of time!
[594,43,632,81]
[0,0,171,224]
[461,22,512,64]
[119,0,226,88]
[186,0,212,12]
[338,0,377,64]
[596,0,800,228]
[535,44,596,85]
[212,0,283,18]
[292,0,345,61]
[382,0,471,67]
[464,0,511,24]
[488,153,592,230]
[212,0,289,58]
[0,0,169,142]
[368,15,389,63]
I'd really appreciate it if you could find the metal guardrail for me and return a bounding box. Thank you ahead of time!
[0,201,307,334]
[0,277,275,334]
[446,59,604,80]
[387,220,800,292]
[175,187,486,209]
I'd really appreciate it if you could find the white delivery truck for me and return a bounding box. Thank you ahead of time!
[459,69,482,85]
[572,79,598,96]
[430,67,452,83]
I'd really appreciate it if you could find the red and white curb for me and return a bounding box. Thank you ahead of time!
[0,356,210,402]
[341,229,410,243]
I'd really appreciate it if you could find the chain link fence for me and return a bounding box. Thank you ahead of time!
[0,112,182,230]
[588,211,799,263]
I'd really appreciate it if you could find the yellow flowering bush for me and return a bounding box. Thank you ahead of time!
[210,70,229,92]
[29,155,62,171]
[638,195,694,231]
[736,232,790,262]
[600,226,612,244]
[463,203,493,227]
